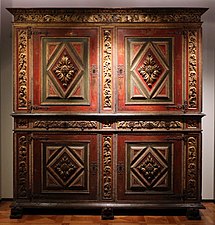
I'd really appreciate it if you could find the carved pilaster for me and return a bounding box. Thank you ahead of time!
[188,31,198,109]
[102,136,112,200]
[102,29,112,110]
[17,30,28,110]
[186,136,198,199]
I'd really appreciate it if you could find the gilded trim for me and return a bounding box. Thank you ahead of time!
[8,8,207,23]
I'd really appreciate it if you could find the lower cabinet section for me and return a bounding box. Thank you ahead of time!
[12,130,203,220]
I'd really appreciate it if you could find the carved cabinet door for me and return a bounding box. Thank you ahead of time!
[30,27,99,112]
[117,27,186,112]
[117,133,184,201]
[32,133,98,201]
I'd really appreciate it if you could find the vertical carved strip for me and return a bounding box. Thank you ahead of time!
[17,30,28,109]
[188,31,198,109]
[186,136,198,199]
[102,136,112,200]
[17,135,29,198]
[103,29,112,110]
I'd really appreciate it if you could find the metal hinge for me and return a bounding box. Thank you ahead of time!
[117,162,124,174]
[166,101,188,113]
[27,101,49,113]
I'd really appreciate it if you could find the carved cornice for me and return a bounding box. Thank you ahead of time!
[8,8,207,23]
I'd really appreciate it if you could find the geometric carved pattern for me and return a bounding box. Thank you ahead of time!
[127,38,172,103]
[42,38,89,104]
[127,143,171,192]
[44,144,88,191]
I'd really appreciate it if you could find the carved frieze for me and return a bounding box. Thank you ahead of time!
[103,136,112,200]
[117,120,182,130]
[9,8,206,23]
[17,30,28,109]
[33,120,98,130]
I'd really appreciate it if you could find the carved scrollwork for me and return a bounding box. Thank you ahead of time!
[188,31,198,109]
[186,136,198,199]
[103,136,112,200]
[117,120,182,130]
[33,120,98,130]
[17,30,28,109]
[103,30,112,109]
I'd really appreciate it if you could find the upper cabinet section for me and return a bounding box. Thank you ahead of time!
[9,8,207,114]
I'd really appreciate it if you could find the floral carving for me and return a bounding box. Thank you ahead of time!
[54,154,77,182]
[54,55,77,87]
[138,54,162,87]
[138,155,161,181]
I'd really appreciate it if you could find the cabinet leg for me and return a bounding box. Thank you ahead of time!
[101,207,114,220]
[186,208,201,220]
[10,206,23,219]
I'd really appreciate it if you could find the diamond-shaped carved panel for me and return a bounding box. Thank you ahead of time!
[43,144,88,191]
[127,38,173,103]
[42,38,89,105]
[127,144,172,192]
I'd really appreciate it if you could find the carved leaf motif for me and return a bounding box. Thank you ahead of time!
[138,54,162,87]
[54,55,77,87]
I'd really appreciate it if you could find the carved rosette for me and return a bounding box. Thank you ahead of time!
[102,136,112,200]
[188,31,198,109]
[103,29,112,109]
[17,30,28,109]
[17,135,29,198]
[186,136,198,199]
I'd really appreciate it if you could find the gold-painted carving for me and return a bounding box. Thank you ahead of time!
[18,30,28,109]
[103,30,112,109]
[33,120,98,130]
[54,55,77,87]
[17,119,29,128]
[10,8,205,23]
[188,31,198,109]
[138,54,162,87]
[187,136,197,198]
[18,136,28,197]
[103,136,112,200]
[117,120,182,130]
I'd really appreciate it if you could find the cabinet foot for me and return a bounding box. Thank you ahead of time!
[10,206,23,219]
[186,208,201,220]
[101,207,114,220]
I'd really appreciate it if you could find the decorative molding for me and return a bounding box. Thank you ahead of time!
[186,136,198,199]
[17,119,29,128]
[17,30,28,109]
[103,30,112,109]
[33,120,98,130]
[18,135,28,198]
[9,8,206,23]
[117,120,182,130]
[188,31,198,109]
[138,54,162,87]
[103,136,112,200]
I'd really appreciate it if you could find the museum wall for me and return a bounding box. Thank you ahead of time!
[0,0,215,199]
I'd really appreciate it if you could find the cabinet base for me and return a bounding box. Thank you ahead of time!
[10,201,204,220]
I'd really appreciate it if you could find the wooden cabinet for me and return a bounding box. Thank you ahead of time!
[9,8,207,219]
